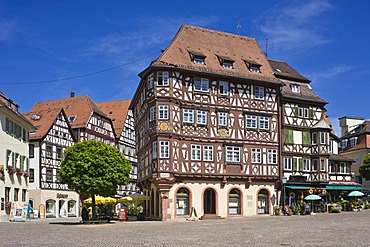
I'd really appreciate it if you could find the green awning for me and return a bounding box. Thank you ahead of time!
[285,186,312,189]
[326,186,363,190]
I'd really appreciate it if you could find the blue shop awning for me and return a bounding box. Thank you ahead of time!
[285,186,312,189]
[326,185,363,190]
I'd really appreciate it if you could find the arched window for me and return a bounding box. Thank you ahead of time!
[229,189,241,215]
[68,200,77,217]
[258,189,269,214]
[176,188,190,215]
[46,199,56,218]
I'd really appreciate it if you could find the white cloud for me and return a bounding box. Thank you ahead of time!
[0,18,16,42]
[308,65,352,82]
[256,0,333,54]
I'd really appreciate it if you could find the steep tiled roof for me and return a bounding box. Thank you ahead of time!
[30,95,107,129]
[96,100,131,138]
[268,59,327,104]
[340,120,370,152]
[147,25,280,84]
[23,108,70,140]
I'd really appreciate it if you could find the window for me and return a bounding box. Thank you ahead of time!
[267,149,277,164]
[159,141,170,158]
[29,144,34,158]
[46,168,53,182]
[14,188,19,201]
[196,110,207,125]
[183,109,194,124]
[304,108,309,118]
[203,145,214,161]
[149,106,156,122]
[56,169,60,183]
[251,148,261,164]
[219,81,229,95]
[229,189,241,215]
[194,78,209,92]
[320,159,326,171]
[218,112,228,127]
[176,188,189,215]
[191,144,201,161]
[222,60,233,69]
[259,116,269,130]
[29,168,35,183]
[349,137,358,147]
[284,158,292,170]
[340,162,346,173]
[22,189,26,202]
[312,132,317,145]
[312,160,318,172]
[329,162,335,173]
[320,132,326,144]
[291,84,300,93]
[157,71,169,86]
[194,56,205,65]
[46,146,52,158]
[246,115,257,129]
[69,116,76,122]
[225,146,241,163]
[147,74,154,89]
[303,159,310,171]
[253,86,264,100]
[140,91,145,105]
[152,142,157,159]
[158,105,169,120]
[56,148,63,160]
[246,62,261,73]
[341,139,348,149]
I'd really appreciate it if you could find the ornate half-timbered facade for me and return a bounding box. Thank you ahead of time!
[24,108,79,218]
[269,60,355,205]
[0,91,35,221]
[131,25,282,220]
[97,100,138,196]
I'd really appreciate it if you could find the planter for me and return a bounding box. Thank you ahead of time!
[126,215,138,221]
[274,208,282,216]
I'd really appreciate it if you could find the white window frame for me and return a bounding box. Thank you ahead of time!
[267,149,277,164]
[329,162,335,173]
[194,56,205,65]
[159,141,169,159]
[246,115,257,129]
[320,159,326,171]
[349,137,358,147]
[152,142,157,159]
[218,112,228,127]
[251,148,261,164]
[158,105,169,120]
[298,107,303,118]
[304,108,309,118]
[320,132,326,144]
[157,71,169,86]
[183,109,194,124]
[203,145,214,161]
[194,78,209,92]
[303,159,310,171]
[284,158,292,170]
[225,146,241,163]
[149,106,156,122]
[291,84,300,93]
[191,144,202,161]
[219,81,229,95]
[340,162,346,173]
[253,86,264,100]
[196,110,207,125]
[259,116,270,130]
[222,61,233,69]
[312,132,317,145]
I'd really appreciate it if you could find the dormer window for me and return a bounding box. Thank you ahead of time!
[31,114,41,121]
[69,116,76,122]
[291,84,300,93]
[217,56,234,69]
[245,60,261,73]
[189,51,206,65]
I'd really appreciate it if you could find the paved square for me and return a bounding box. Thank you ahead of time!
[0,210,369,246]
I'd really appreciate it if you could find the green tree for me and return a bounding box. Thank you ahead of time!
[60,140,131,220]
[359,155,370,180]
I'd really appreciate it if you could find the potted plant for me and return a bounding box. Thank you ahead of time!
[7,166,16,175]
[291,205,300,215]
[126,201,141,221]
[273,205,282,216]
[16,168,22,176]
[5,201,12,215]
[23,170,29,178]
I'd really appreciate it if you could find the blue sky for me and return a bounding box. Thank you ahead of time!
[0,0,369,135]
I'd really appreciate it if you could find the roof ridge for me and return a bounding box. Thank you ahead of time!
[182,24,256,41]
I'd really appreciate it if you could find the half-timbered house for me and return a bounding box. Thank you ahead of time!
[130,25,282,220]
[0,91,35,221]
[269,60,355,208]
[24,108,78,218]
[97,100,138,196]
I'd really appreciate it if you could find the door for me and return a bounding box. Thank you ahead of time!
[203,188,216,214]
[258,190,269,214]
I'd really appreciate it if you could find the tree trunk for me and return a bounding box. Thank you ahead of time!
[92,194,97,221]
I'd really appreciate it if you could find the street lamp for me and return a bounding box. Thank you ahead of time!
[281,176,287,212]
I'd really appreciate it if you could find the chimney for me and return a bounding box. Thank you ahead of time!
[338,116,364,137]
[70,92,75,98]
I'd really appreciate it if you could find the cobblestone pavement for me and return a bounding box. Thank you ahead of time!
[0,210,369,247]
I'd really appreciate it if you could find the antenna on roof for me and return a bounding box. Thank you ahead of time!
[262,37,273,57]
[235,17,242,34]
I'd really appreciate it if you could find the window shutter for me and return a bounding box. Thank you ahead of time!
[309,109,314,119]
[302,132,310,145]
[285,129,293,144]
[299,159,303,171]
[293,158,297,172]
[294,107,299,117]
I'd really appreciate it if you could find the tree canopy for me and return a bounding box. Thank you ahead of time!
[359,155,370,180]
